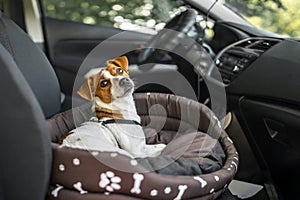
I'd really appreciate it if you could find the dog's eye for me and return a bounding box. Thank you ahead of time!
[116,68,123,74]
[100,80,109,87]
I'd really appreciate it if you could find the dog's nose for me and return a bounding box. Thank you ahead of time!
[119,77,131,87]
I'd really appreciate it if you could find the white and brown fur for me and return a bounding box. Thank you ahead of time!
[61,56,166,158]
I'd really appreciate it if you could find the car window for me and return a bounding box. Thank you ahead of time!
[223,0,300,38]
[42,0,183,33]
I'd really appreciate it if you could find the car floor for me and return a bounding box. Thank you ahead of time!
[247,188,270,200]
[225,114,273,200]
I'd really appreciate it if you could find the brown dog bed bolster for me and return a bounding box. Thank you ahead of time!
[48,93,238,200]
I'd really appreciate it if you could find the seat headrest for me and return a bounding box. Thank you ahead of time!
[0,12,61,118]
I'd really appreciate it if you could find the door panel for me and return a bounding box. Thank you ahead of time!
[239,98,300,199]
[43,17,152,109]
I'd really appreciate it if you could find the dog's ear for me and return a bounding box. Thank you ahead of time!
[108,56,129,73]
[77,73,100,101]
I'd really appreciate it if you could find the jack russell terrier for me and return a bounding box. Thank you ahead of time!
[61,56,166,158]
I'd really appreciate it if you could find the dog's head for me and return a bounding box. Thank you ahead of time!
[78,56,134,103]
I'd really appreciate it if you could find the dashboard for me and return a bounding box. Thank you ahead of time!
[212,37,300,106]
[210,34,300,199]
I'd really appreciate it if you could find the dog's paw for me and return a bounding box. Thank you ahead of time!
[143,144,166,157]
[155,143,166,150]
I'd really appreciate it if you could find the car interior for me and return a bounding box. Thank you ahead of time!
[1,0,300,199]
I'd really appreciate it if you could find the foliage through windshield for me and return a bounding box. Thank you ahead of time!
[43,0,300,38]
[224,0,300,38]
[43,0,182,32]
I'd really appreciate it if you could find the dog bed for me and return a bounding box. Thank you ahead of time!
[47,93,238,199]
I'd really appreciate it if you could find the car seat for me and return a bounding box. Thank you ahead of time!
[0,43,51,199]
[0,11,238,199]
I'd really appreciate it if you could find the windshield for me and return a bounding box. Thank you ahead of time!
[223,0,300,38]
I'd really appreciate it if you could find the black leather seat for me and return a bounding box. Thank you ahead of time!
[0,11,57,200]
[0,43,52,199]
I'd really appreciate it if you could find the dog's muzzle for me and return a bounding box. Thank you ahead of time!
[118,77,134,97]
[119,77,134,91]
[119,77,132,87]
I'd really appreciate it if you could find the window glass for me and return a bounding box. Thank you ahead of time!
[224,0,300,38]
[42,0,184,32]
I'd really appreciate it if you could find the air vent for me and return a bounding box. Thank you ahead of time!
[215,38,281,85]
[237,38,280,54]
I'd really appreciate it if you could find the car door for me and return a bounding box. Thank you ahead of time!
[39,0,181,110]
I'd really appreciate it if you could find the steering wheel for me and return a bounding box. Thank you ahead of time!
[138,8,198,63]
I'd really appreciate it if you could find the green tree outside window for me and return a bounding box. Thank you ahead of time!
[42,0,182,32]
